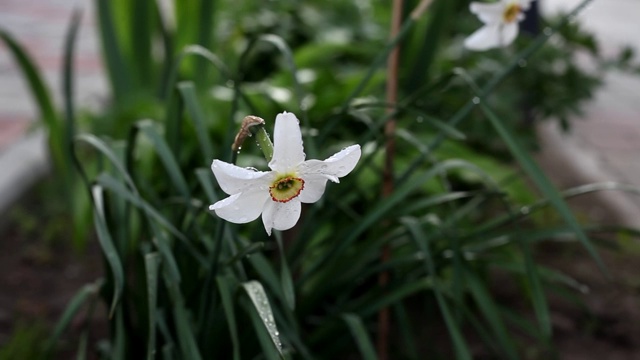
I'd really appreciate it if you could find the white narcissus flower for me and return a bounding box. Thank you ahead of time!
[209,112,361,235]
[465,0,532,51]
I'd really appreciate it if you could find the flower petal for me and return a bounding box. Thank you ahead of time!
[470,2,504,24]
[211,159,272,195]
[298,144,361,182]
[500,23,519,46]
[269,112,305,173]
[298,174,328,204]
[261,199,302,235]
[516,0,533,11]
[464,23,518,51]
[210,190,270,224]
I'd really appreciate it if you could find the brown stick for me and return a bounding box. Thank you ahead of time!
[377,0,404,358]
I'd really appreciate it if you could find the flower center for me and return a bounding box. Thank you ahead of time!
[269,176,305,203]
[502,3,521,23]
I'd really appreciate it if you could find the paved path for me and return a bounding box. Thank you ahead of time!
[0,0,105,151]
[0,0,105,212]
[539,0,640,226]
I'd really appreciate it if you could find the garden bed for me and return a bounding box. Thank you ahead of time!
[1,182,639,359]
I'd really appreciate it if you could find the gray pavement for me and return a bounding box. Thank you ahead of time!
[539,0,640,226]
[0,0,105,213]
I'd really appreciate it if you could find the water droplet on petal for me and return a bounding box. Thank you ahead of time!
[472,97,480,105]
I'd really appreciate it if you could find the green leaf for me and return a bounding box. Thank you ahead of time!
[130,0,153,88]
[75,330,88,360]
[166,282,203,360]
[136,120,191,198]
[465,266,518,360]
[91,185,125,317]
[178,82,215,161]
[480,102,607,275]
[194,0,217,88]
[0,27,63,170]
[44,279,104,356]
[217,276,241,360]
[145,253,161,360]
[242,280,284,357]
[274,231,296,310]
[111,308,126,359]
[341,314,377,360]
[402,218,472,360]
[95,0,133,100]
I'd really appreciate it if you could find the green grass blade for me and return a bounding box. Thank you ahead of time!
[393,304,419,360]
[274,231,296,310]
[178,82,215,161]
[145,253,161,360]
[62,10,86,249]
[166,282,203,360]
[162,44,231,101]
[465,266,519,360]
[75,330,88,360]
[0,28,63,169]
[341,314,377,360]
[217,276,241,360]
[95,0,133,100]
[76,134,137,189]
[480,102,606,274]
[401,218,473,360]
[112,308,126,359]
[44,279,104,356]
[130,0,153,88]
[405,0,456,90]
[242,281,284,357]
[137,120,191,198]
[91,185,125,317]
[95,172,207,270]
[519,242,552,340]
[194,0,216,88]
[242,243,287,305]
[62,9,81,171]
[195,168,219,203]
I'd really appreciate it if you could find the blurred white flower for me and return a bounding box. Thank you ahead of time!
[465,0,532,51]
[210,112,361,235]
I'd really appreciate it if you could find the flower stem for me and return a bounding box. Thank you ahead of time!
[231,115,274,162]
[378,0,404,358]
[251,125,274,163]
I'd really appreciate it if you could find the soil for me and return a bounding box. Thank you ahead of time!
[1,185,639,359]
[0,187,105,358]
